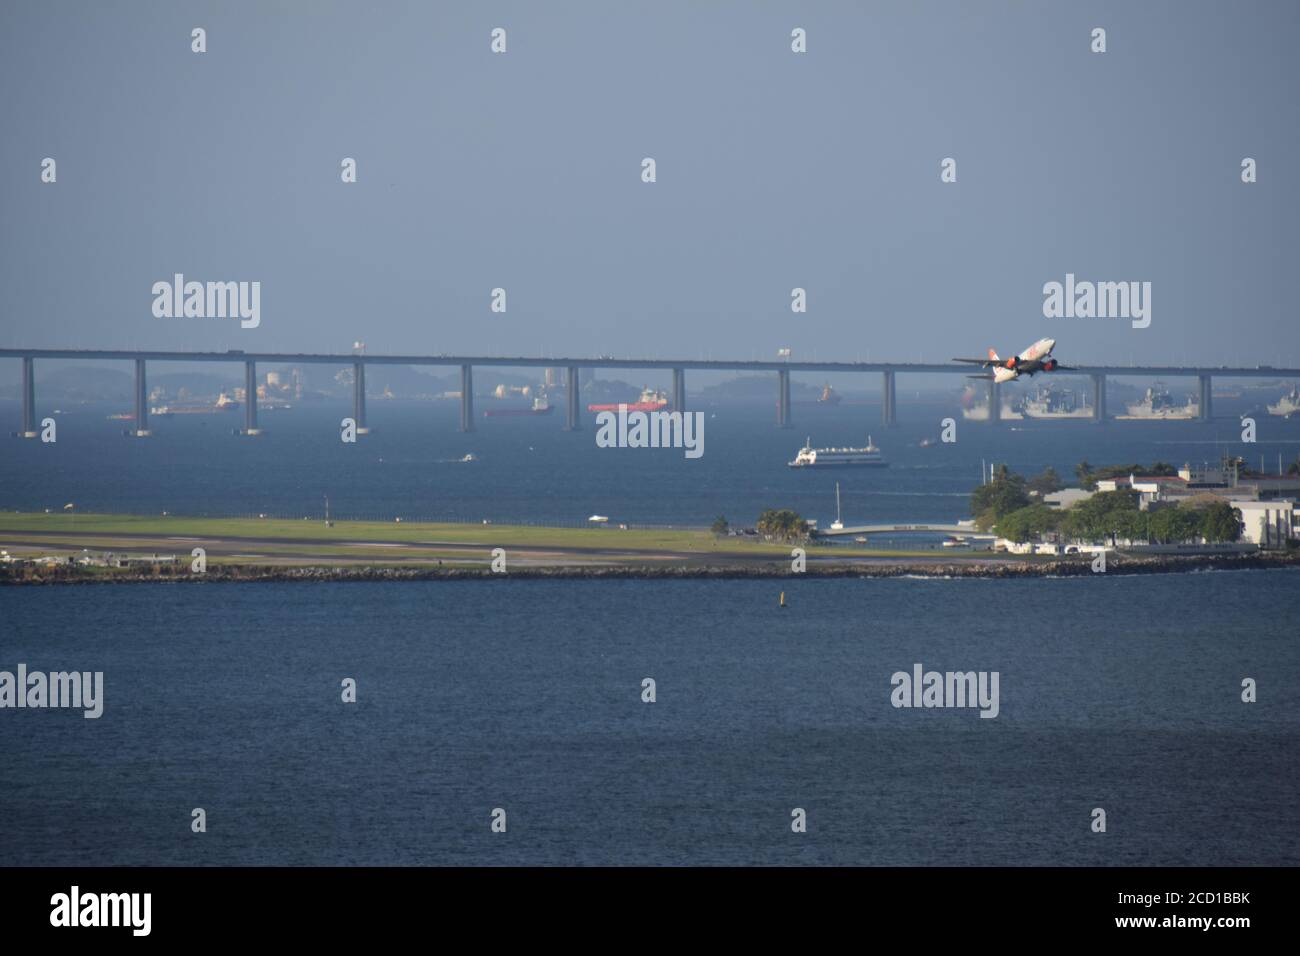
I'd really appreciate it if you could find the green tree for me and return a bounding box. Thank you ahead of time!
[1197,502,1242,543]
[994,503,1060,543]
[971,468,1030,531]
[710,515,730,536]
[756,509,807,542]
[1060,490,1140,543]
[1026,466,1064,496]
[1148,507,1191,543]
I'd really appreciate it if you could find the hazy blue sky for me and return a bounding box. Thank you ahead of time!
[2,1,1297,372]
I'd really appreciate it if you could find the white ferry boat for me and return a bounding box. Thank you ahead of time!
[788,436,887,469]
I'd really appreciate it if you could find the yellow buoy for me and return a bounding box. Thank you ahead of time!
[779,591,786,608]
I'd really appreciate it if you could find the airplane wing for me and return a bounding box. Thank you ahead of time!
[953,358,994,366]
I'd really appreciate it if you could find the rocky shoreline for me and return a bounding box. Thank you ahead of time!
[3,551,1298,584]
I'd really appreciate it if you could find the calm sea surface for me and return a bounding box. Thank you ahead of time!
[2,395,1296,527]
[1,396,1298,865]
[1,574,1297,866]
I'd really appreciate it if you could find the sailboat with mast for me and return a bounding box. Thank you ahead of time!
[831,482,844,531]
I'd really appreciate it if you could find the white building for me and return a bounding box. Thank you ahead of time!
[1043,488,1093,509]
[1231,500,1297,548]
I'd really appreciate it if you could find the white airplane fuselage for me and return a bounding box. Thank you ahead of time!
[992,338,1056,383]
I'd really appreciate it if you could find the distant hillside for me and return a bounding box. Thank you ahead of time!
[702,375,821,401]
[150,372,241,397]
[0,366,133,402]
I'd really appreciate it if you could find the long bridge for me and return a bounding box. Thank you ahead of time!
[3,347,1296,438]
[816,523,997,538]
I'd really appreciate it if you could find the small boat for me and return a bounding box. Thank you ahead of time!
[830,482,844,531]
[460,453,478,463]
[587,514,609,524]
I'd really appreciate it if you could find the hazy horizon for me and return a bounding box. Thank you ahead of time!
[3,1,1298,375]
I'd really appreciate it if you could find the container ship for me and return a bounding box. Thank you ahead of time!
[483,396,554,418]
[588,386,668,413]
[788,435,887,468]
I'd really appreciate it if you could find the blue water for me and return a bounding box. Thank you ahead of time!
[2,394,1299,866]
[1,574,1298,866]
[1,395,1295,528]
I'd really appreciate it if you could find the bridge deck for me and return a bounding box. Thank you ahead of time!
[0,348,1295,378]
[817,524,996,537]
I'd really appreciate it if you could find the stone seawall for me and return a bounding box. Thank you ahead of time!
[3,551,1298,584]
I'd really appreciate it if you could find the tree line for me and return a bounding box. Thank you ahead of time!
[973,465,1241,545]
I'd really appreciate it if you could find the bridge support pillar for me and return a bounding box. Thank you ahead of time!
[882,370,897,427]
[777,369,791,427]
[1091,373,1107,423]
[134,358,150,436]
[21,355,36,437]
[987,379,1001,425]
[460,365,474,432]
[353,362,368,434]
[1198,374,1213,421]
[565,366,580,430]
[671,368,686,413]
[244,360,260,435]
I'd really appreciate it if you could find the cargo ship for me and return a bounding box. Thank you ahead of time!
[1118,384,1197,420]
[960,386,1022,421]
[788,435,887,468]
[483,396,554,418]
[1267,385,1300,418]
[1020,384,1092,419]
[588,386,668,413]
[817,384,842,405]
[138,392,242,418]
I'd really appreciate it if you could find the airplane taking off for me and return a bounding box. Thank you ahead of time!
[952,337,1076,383]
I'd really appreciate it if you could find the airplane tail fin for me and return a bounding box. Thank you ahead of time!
[987,348,1000,362]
